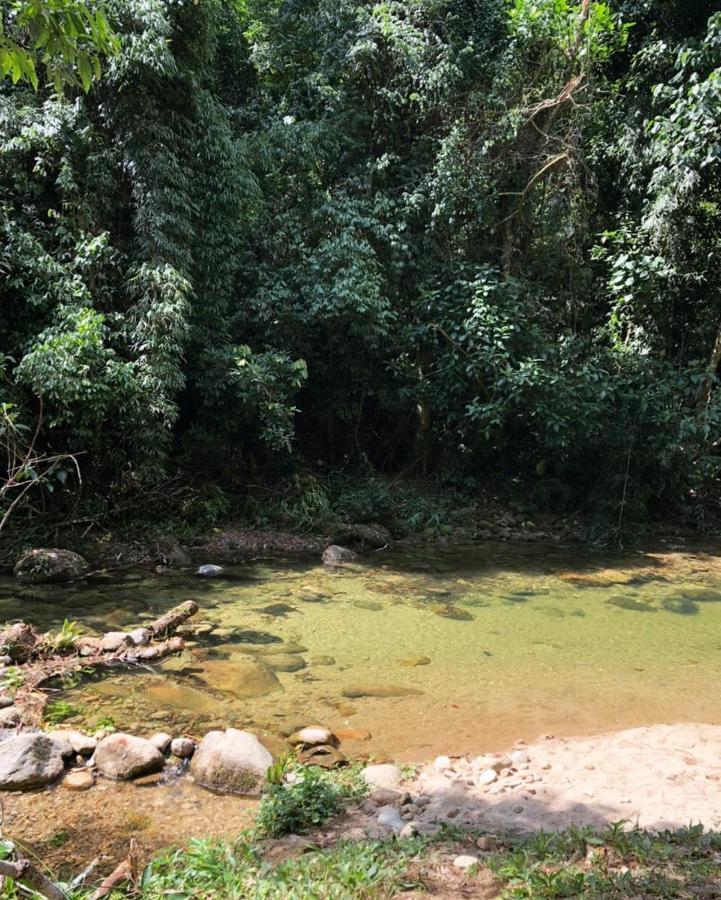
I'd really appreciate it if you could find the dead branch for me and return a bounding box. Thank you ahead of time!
[0,857,66,900]
[147,600,199,638]
[90,839,139,900]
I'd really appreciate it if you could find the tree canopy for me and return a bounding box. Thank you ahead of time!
[2,0,721,541]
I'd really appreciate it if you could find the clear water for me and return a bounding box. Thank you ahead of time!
[3,541,721,761]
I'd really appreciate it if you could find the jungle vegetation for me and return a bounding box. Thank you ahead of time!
[2,0,721,542]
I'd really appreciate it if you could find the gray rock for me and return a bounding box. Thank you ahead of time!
[149,732,172,753]
[128,628,151,647]
[0,694,14,709]
[95,733,164,780]
[100,632,129,653]
[190,728,273,795]
[478,768,498,786]
[370,787,402,806]
[399,821,418,839]
[362,763,401,790]
[377,805,404,833]
[321,545,356,566]
[0,707,21,728]
[267,654,306,673]
[13,548,88,583]
[0,733,66,790]
[197,564,224,577]
[48,730,97,756]
[170,737,195,758]
[453,855,478,870]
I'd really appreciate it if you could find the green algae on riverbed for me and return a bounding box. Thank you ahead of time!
[3,541,721,761]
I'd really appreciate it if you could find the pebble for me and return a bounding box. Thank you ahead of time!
[433,755,452,773]
[362,764,401,790]
[370,788,402,806]
[478,768,498,786]
[399,821,418,839]
[453,855,478,870]
[509,749,529,766]
[170,738,195,758]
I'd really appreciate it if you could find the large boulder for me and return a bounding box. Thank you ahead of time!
[14,548,88,584]
[190,728,272,795]
[0,733,66,790]
[94,733,164,780]
[321,545,356,566]
[0,623,37,662]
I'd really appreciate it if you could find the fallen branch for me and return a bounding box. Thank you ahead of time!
[147,600,199,638]
[0,857,66,900]
[90,839,139,900]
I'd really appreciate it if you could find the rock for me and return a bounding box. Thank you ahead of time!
[133,772,164,787]
[377,805,404,833]
[288,726,338,749]
[197,564,224,577]
[330,523,391,550]
[95,733,165,780]
[478,768,498,786]
[190,728,273,795]
[299,744,346,769]
[362,764,401,790]
[509,749,529,766]
[321,545,356,566]
[400,656,431,667]
[476,835,497,851]
[13,548,88,583]
[399,822,418,839]
[77,637,101,657]
[267,654,306,673]
[0,694,13,709]
[170,737,195,758]
[100,632,130,653]
[370,787,402,805]
[334,728,371,742]
[49,730,97,756]
[149,732,172,753]
[453,855,478,871]
[310,655,336,666]
[0,707,20,728]
[0,623,38,663]
[197,658,282,700]
[0,733,66,790]
[128,628,151,647]
[62,769,95,791]
[342,684,422,699]
[157,536,191,568]
[434,755,452,773]
[352,599,383,611]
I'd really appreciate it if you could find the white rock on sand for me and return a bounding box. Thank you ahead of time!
[403,724,721,832]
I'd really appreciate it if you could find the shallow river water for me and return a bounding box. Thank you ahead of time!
[3,539,721,870]
[4,540,721,758]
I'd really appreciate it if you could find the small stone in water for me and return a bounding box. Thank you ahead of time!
[171,738,195,758]
[62,769,95,792]
[197,564,224,577]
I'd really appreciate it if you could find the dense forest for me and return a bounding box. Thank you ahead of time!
[2,0,721,543]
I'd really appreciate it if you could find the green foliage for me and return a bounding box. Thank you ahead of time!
[43,698,81,724]
[255,763,367,838]
[42,618,83,652]
[2,0,721,539]
[0,667,25,693]
[0,0,119,91]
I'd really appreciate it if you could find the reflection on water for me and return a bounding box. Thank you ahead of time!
[2,541,721,760]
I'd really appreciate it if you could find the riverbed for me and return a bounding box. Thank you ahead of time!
[2,539,721,870]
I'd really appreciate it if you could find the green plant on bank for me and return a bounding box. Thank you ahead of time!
[41,619,83,653]
[255,762,368,839]
[88,715,116,734]
[0,667,24,694]
[43,699,81,726]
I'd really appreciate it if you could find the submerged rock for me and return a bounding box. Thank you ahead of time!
[343,684,423,699]
[14,548,88,583]
[352,599,383,611]
[95,733,165,780]
[199,658,283,700]
[62,769,95,791]
[0,733,66,790]
[197,564,224,577]
[171,737,195,758]
[190,728,272,795]
[432,604,473,621]
[607,596,656,613]
[661,597,698,616]
[267,654,306,673]
[399,656,431,667]
[322,545,356,566]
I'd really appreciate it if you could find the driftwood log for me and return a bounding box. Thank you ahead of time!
[1,600,199,727]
